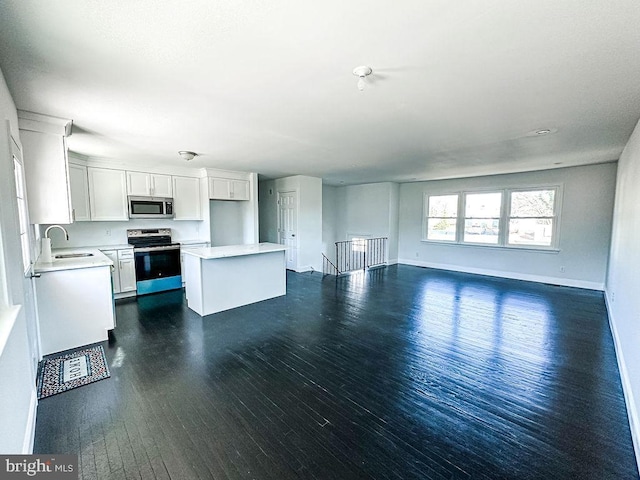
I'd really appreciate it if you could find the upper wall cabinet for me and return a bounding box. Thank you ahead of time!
[88,167,128,221]
[173,176,202,220]
[18,111,73,224]
[68,163,91,222]
[209,177,249,201]
[127,171,172,197]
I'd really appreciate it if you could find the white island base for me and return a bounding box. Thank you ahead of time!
[183,243,287,316]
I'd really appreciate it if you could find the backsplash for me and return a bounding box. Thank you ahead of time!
[42,219,205,248]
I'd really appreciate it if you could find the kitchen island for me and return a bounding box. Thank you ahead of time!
[182,243,287,316]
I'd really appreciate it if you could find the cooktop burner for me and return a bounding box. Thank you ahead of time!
[127,228,176,247]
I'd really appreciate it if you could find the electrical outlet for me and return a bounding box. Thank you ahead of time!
[611,292,615,302]
[105,229,111,236]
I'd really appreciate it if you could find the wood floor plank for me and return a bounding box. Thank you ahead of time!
[33,266,639,479]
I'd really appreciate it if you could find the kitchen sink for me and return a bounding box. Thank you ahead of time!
[54,253,94,259]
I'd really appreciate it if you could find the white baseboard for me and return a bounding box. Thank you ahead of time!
[604,290,640,471]
[22,389,37,454]
[398,258,604,291]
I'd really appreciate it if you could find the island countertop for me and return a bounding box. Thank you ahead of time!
[182,242,287,260]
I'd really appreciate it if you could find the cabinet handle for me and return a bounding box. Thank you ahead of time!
[119,260,122,270]
[72,208,76,222]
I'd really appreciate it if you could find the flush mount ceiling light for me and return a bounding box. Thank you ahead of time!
[178,150,197,161]
[353,65,373,91]
[525,127,558,137]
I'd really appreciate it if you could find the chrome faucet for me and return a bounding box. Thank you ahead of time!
[44,225,69,241]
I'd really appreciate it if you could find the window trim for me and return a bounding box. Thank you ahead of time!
[424,194,459,243]
[422,184,563,251]
[461,190,503,246]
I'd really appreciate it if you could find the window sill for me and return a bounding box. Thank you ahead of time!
[0,305,22,358]
[420,239,560,254]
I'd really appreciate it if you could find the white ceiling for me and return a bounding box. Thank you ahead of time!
[1,0,639,185]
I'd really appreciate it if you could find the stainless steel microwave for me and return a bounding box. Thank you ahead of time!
[128,196,174,219]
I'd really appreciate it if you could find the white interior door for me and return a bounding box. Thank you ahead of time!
[277,190,297,270]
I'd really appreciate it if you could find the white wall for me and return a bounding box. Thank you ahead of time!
[398,163,617,290]
[329,182,400,263]
[322,185,337,257]
[210,201,245,246]
[258,179,278,243]
[606,118,640,467]
[0,68,38,453]
[258,175,322,272]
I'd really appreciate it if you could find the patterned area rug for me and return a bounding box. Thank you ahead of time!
[37,345,110,399]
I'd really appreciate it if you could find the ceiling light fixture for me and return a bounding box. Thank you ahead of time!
[178,150,197,161]
[353,65,373,91]
[535,129,552,135]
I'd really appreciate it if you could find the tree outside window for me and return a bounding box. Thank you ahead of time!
[426,195,458,241]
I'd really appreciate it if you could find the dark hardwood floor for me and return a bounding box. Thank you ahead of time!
[34,265,638,479]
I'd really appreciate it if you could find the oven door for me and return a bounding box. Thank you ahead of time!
[134,245,182,295]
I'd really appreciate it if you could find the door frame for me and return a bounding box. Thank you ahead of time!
[277,189,299,271]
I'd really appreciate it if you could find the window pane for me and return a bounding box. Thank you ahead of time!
[511,190,555,217]
[428,195,458,218]
[463,219,499,244]
[427,218,457,241]
[465,192,502,217]
[509,219,553,246]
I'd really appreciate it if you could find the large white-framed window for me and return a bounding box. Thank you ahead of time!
[13,157,31,273]
[507,188,559,248]
[463,191,502,245]
[425,194,459,242]
[423,185,561,250]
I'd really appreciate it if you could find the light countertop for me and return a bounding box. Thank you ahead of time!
[182,243,286,260]
[34,247,113,273]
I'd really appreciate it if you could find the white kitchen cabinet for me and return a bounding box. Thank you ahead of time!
[208,177,249,200]
[117,249,136,292]
[127,171,172,197]
[19,129,73,224]
[173,176,202,220]
[102,248,136,296]
[88,167,128,221]
[68,163,91,222]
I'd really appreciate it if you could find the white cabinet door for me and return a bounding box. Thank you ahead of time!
[173,176,202,220]
[102,250,120,293]
[151,174,172,197]
[20,129,72,224]
[127,172,173,197]
[209,177,250,200]
[209,177,231,199]
[127,171,150,196]
[69,163,91,222]
[88,167,128,221]
[231,180,250,200]
[117,249,137,292]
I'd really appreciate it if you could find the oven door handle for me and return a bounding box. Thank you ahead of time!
[134,245,181,253]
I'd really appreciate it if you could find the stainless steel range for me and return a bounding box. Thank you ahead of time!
[127,228,182,295]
